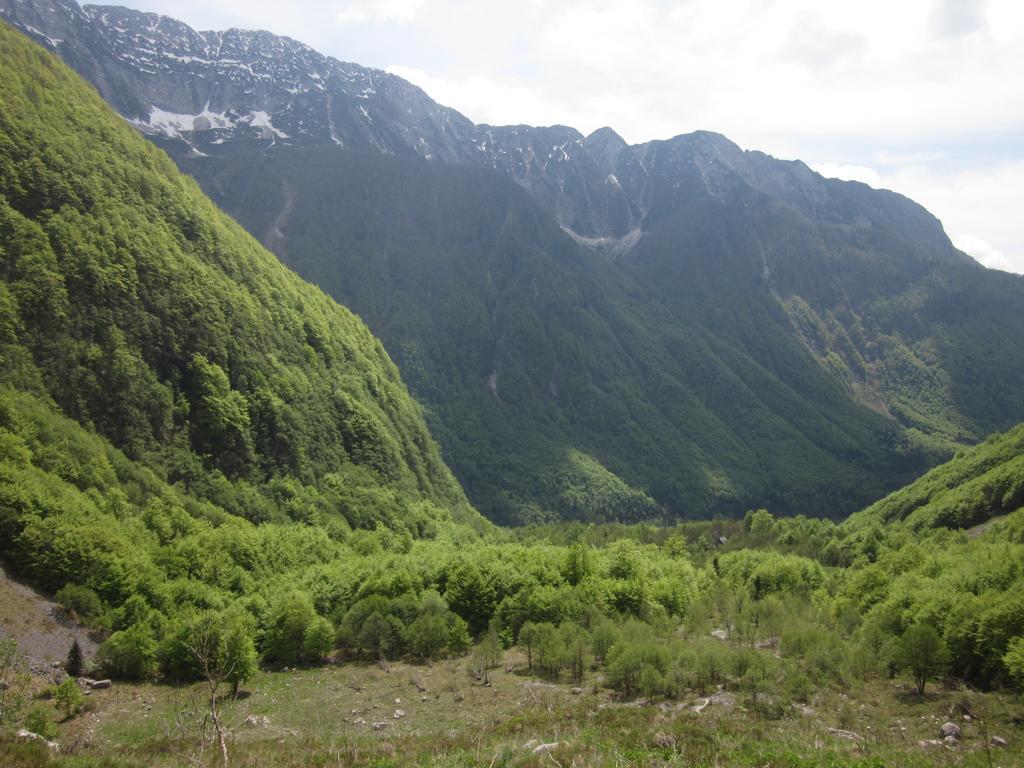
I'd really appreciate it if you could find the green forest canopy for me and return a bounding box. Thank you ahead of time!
[0,21,479,535]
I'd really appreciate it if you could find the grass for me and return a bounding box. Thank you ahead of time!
[4,650,1021,767]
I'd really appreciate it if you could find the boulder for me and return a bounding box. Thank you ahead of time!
[708,690,736,708]
[90,679,112,690]
[826,728,865,743]
[532,742,564,754]
[939,722,961,741]
[991,736,1008,748]
[16,729,59,752]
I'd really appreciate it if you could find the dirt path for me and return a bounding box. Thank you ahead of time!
[0,565,99,677]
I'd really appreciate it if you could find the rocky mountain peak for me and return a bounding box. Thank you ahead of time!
[582,126,627,165]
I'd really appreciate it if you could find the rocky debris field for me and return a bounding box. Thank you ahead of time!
[0,565,99,678]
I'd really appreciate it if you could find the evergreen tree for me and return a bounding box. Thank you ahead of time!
[65,639,83,677]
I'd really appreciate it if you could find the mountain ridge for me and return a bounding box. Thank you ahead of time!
[0,0,971,261]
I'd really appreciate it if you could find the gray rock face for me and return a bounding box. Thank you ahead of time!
[16,729,60,751]
[0,0,965,262]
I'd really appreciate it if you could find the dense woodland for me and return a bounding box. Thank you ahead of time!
[185,142,947,525]
[0,23,477,533]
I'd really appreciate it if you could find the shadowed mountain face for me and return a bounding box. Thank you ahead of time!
[6,1,1024,524]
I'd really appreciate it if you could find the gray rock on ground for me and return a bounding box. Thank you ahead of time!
[827,728,865,743]
[16,729,59,751]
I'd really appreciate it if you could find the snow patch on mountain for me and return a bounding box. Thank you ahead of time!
[20,23,62,47]
[140,103,233,137]
[244,110,288,138]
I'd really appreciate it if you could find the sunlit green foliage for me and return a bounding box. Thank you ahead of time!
[852,423,1024,530]
[0,21,477,540]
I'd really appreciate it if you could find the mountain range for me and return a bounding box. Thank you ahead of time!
[4,0,1024,523]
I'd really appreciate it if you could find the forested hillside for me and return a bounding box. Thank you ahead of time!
[849,423,1024,531]
[0,17,481,587]
[181,145,936,524]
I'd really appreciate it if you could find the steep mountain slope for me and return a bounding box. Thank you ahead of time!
[6,0,1024,524]
[0,20,478,547]
[176,145,931,523]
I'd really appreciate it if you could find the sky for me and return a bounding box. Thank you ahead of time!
[121,0,1024,274]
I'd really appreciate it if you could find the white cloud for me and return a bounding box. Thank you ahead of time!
[385,66,560,127]
[812,163,882,188]
[336,0,427,25]
[783,13,866,70]
[954,234,1015,271]
[930,0,989,39]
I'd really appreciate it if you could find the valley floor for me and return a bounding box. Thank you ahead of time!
[3,652,1020,767]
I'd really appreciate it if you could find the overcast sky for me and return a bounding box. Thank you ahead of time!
[121,0,1024,274]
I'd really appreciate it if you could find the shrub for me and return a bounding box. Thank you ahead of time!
[53,678,83,720]
[406,613,449,660]
[22,704,57,740]
[262,592,316,666]
[96,624,158,681]
[55,583,102,622]
[1001,636,1024,692]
